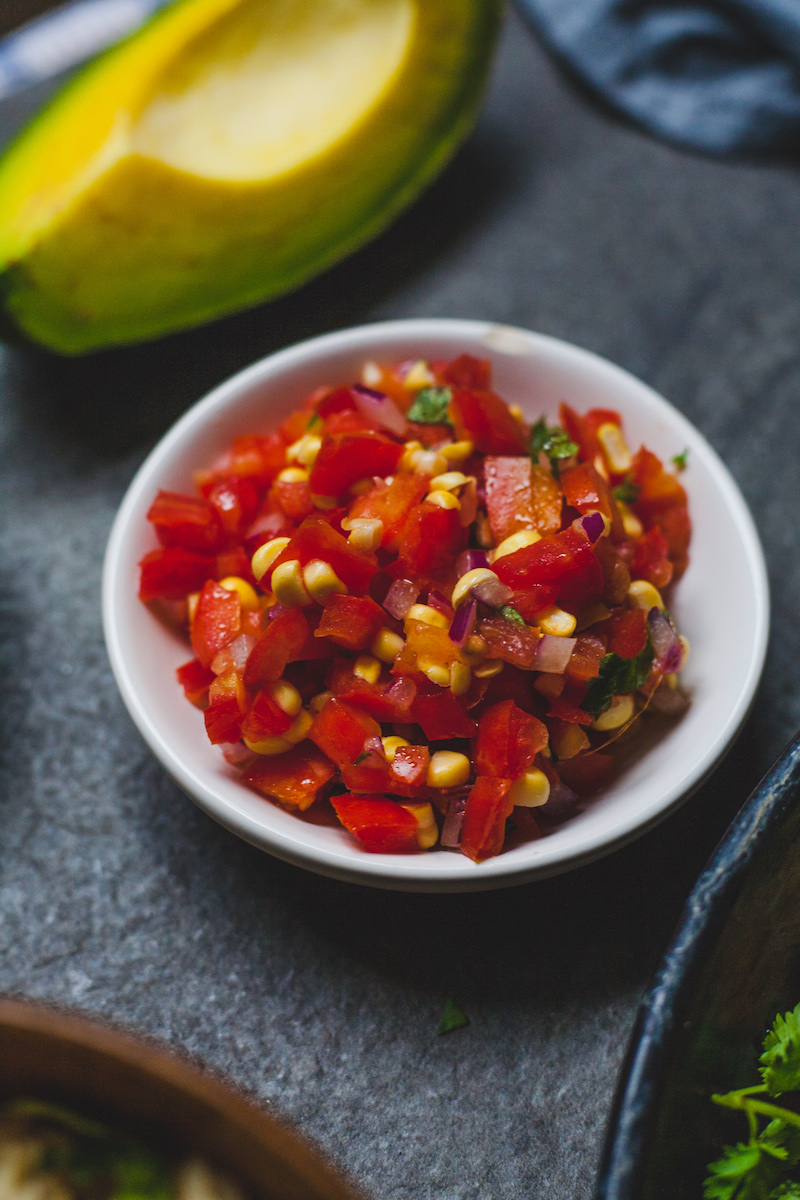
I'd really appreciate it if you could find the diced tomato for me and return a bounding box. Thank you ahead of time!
[348,473,429,548]
[630,447,687,521]
[406,421,454,447]
[388,746,430,798]
[412,688,477,740]
[309,432,403,496]
[215,546,256,586]
[176,658,215,706]
[341,759,391,793]
[272,478,314,522]
[267,515,377,594]
[191,580,241,668]
[449,388,529,455]
[560,462,622,538]
[280,406,312,444]
[240,689,293,741]
[653,504,691,578]
[394,502,463,578]
[459,777,515,862]
[331,794,420,853]
[565,633,605,683]
[332,667,417,723]
[206,478,259,542]
[476,615,541,669]
[204,670,246,743]
[243,744,336,811]
[559,404,621,466]
[309,698,381,768]
[494,526,604,607]
[325,408,378,435]
[147,490,223,553]
[557,752,614,796]
[139,547,216,602]
[632,526,673,590]
[593,537,631,605]
[439,354,492,389]
[197,434,286,491]
[547,695,593,726]
[533,672,565,700]
[484,457,562,544]
[316,385,358,418]
[315,593,387,651]
[608,607,648,659]
[243,609,308,689]
[511,585,557,621]
[474,700,548,778]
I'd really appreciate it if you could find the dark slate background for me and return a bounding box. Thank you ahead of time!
[0,9,797,1198]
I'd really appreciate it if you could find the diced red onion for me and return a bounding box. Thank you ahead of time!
[471,575,513,608]
[540,781,579,820]
[229,633,256,672]
[533,634,576,674]
[246,511,289,541]
[384,578,418,619]
[220,742,257,767]
[427,588,454,618]
[648,608,683,674]
[385,675,416,714]
[456,549,489,576]
[266,602,290,621]
[441,793,469,848]
[351,384,409,438]
[359,735,387,769]
[449,597,477,647]
[581,511,605,544]
[649,682,691,715]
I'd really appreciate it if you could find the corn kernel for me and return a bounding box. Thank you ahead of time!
[449,661,472,696]
[425,490,461,511]
[398,440,423,471]
[491,529,541,561]
[618,503,643,539]
[371,627,404,663]
[311,492,339,510]
[187,591,200,624]
[401,801,438,849]
[593,454,610,481]
[419,659,451,687]
[277,466,309,483]
[271,680,302,717]
[403,360,435,390]
[679,635,690,667]
[405,604,449,629]
[464,634,488,658]
[381,735,410,763]
[243,733,292,756]
[475,512,493,548]
[429,471,471,492]
[411,448,448,476]
[536,606,577,637]
[309,690,333,713]
[303,559,348,604]
[597,423,633,473]
[592,694,635,732]
[508,768,551,808]
[474,658,504,678]
[440,439,474,463]
[348,478,373,497]
[218,575,259,610]
[272,559,312,607]
[361,360,382,387]
[509,404,524,422]
[427,750,471,789]
[251,537,291,583]
[346,518,383,551]
[451,567,500,609]
[285,709,313,744]
[627,579,663,611]
[286,434,322,468]
[353,655,382,684]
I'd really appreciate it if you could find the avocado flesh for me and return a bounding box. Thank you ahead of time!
[0,0,501,354]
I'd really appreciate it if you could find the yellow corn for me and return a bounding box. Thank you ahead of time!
[509,404,524,422]
[425,490,461,511]
[285,709,313,744]
[345,518,383,551]
[302,559,348,604]
[243,708,311,756]
[627,579,663,611]
[508,768,551,808]
[618,503,643,539]
[360,360,382,387]
[403,360,435,390]
[381,735,410,764]
[371,627,404,663]
[536,606,577,637]
[491,529,541,561]
[592,694,635,732]
[353,655,382,684]
[405,604,449,629]
[679,635,690,666]
[348,478,373,497]
[401,801,438,849]
[593,454,609,481]
[271,559,312,607]
[276,466,309,483]
[419,659,451,688]
[440,439,474,463]
[286,434,322,468]
[399,440,423,472]
[449,661,472,696]
[309,690,333,713]
[427,751,471,789]
[217,575,259,610]
[271,680,302,717]
[429,471,471,492]
[451,567,499,609]
[474,659,504,679]
[410,448,448,476]
[597,423,632,473]
[187,591,200,624]
[311,493,339,510]
[251,537,291,583]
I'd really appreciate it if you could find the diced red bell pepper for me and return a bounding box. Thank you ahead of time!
[631,526,673,590]
[316,385,358,418]
[331,794,421,853]
[511,585,557,621]
[197,434,286,492]
[654,504,691,578]
[206,478,259,542]
[325,409,379,435]
[559,404,622,466]
[332,667,417,723]
[309,698,382,768]
[608,607,648,659]
[243,609,308,689]
[340,759,391,793]
[560,462,623,538]
[412,688,477,740]
[565,633,606,683]
[459,776,515,862]
[494,526,604,608]
[387,746,430,798]
[147,490,223,553]
[449,388,529,455]
[348,473,429,547]
[481,665,541,713]
[548,695,593,726]
[406,421,454,447]
[476,615,541,669]
[138,547,216,602]
[267,515,377,594]
[593,538,631,605]
[272,479,314,523]
[630,447,688,521]
[474,700,548,778]
[204,670,246,743]
[484,457,562,544]
[191,580,241,668]
[176,658,215,706]
[439,354,492,389]
[315,593,386,651]
[557,752,614,796]
[309,432,403,496]
[394,502,463,578]
[243,743,336,811]
[280,405,313,444]
[240,689,293,741]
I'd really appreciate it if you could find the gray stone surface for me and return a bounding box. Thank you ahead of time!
[1,10,798,1199]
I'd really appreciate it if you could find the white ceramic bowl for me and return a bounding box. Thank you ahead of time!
[103,319,769,892]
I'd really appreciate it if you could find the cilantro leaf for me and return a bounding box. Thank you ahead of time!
[672,448,689,470]
[612,480,640,505]
[530,419,578,478]
[498,605,526,627]
[769,1183,800,1197]
[407,387,453,425]
[354,750,370,766]
[581,644,654,718]
[704,1139,789,1200]
[437,999,470,1036]
[761,1006,800,1095]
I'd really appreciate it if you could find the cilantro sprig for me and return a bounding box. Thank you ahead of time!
[672,448,689,470]
[530,419,578,478]
[498,605,526,627]
[407,387,453,426]
[705,1003,800,1199]
[612,480,640,506]
[437,999,470,1035]
[581,643,654,718]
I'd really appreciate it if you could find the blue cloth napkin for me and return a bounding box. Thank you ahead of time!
[514,0,800,156]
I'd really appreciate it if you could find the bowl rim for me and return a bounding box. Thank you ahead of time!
[593,731,800,1200]
[103,317,770,891]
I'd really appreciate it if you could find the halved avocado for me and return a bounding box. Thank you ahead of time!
[0,0,501,354]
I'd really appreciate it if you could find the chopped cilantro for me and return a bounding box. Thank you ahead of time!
[581,643,654,718]
[530,418,578,478]
[612,480,640,506]
[437,999,470,1036]
[407,387,453,425]
[672,448,689,470]
[306,411,323,431]
[499,605,526,627]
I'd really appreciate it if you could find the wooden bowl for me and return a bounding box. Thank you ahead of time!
[0,998,364,1200]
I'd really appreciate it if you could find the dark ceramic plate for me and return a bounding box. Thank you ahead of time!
[595,731,800,1199]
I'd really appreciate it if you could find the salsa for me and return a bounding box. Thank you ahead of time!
[139,353,691,861]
